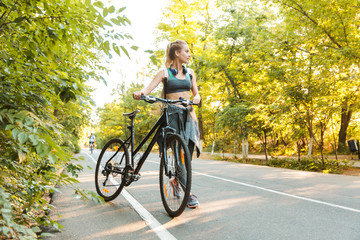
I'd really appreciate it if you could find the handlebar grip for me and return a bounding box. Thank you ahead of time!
[140,95,157,103]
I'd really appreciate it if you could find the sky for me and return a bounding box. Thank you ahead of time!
[89,0,169,109]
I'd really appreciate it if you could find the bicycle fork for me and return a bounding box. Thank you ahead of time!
[162,126,176,178]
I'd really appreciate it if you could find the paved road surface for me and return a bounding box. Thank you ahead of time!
[48,149,360,240]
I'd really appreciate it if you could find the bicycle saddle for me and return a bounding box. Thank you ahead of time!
[123,110,140,119]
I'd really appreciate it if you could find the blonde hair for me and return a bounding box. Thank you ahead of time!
[165,40,188,68]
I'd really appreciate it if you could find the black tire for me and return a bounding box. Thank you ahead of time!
[95,138,129,202]
[159,133,191,217]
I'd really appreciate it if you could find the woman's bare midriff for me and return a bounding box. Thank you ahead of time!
[166,91,191,101]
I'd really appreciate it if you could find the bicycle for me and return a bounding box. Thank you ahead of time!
[95,95,196,217]
[90,142,95,154]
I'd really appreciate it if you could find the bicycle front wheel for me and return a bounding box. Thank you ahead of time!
[159,134,191,217]
[95,138,129,202]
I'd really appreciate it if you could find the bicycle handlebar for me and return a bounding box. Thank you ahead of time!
[140,95,198,107]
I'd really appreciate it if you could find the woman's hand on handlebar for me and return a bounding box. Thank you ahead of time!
[192,95,201,105]
[133,91,144,100]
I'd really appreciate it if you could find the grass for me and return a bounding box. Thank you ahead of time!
[207,154,357,175]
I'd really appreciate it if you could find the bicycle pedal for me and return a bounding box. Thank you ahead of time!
[133,174,141,181]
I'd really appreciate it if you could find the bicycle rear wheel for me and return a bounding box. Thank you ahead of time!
[159,134,191,217]
[95,138,129,202]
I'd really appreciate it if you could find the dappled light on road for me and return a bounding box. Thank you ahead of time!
[286,184,338,197]
[83,221,148,240]
[262,170,318,180]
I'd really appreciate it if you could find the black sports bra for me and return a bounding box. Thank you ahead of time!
[165,68,192,94]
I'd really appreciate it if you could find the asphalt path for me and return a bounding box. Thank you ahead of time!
[48,149,360,240]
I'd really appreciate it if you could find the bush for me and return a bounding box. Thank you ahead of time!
[215,155,353,174]
[267,157,352,174]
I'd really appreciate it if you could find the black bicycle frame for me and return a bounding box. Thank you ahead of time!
[124,107,174,175]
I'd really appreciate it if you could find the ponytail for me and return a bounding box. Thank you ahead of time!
[165,40,187,68]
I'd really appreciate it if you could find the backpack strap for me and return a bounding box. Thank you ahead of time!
[162,68,168,99]
[164,67,168,79]
[186,67,193,80]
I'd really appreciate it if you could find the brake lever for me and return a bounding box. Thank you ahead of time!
[147,96,157,103]
[181,99,192,107]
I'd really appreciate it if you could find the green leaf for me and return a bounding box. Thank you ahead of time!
[113,43,120,56]
[1,208,11,214]
[93,1,104,9]
[48,153,56,164]
[2,226,10,236]
[40,233,54,238]
[29,41,37,50]
[99,75,107,86]
[120,46,129,59]
[103,41,110,52]
[5,124,15,131]
[103,8,108,17]
[116,7,126,13]
[18,132,29,144]
[110,18,120,25]
[40,233,54,239]
[13,17,25,23]
[12,128,20,140]
[36,143,45,155]
[108,5,115,13]
[19,36,28,42]
[29,134,40,145]
[32,226,41,233]
[103,20,112,26]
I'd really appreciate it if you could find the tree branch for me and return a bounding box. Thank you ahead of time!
[221,65,241,98]
[334,9,349,46]
[0,11,7,22]
[284,0,343,49]
[0,0,19,32]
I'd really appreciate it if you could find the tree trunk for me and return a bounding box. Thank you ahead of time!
[211,114,216,155]
[241,137,248,159]
[306,109,314,158]
[338,101,352,152]
[307,136,313,158]
[320,126,325,162]
[264,130,268,162]
[211,140,215,155]
[331,117,338,160]
[233,139,237,158]
[296,141,301,161]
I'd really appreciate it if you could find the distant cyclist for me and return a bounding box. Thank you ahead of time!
[89,133,96,153]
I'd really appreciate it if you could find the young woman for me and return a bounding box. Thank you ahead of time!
[133,40,201,208]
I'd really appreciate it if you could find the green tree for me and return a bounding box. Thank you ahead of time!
[0,0,131,238]
[266,0,360,151]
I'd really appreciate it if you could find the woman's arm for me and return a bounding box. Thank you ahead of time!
[133,70,165,100]
[190,69,201,104]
